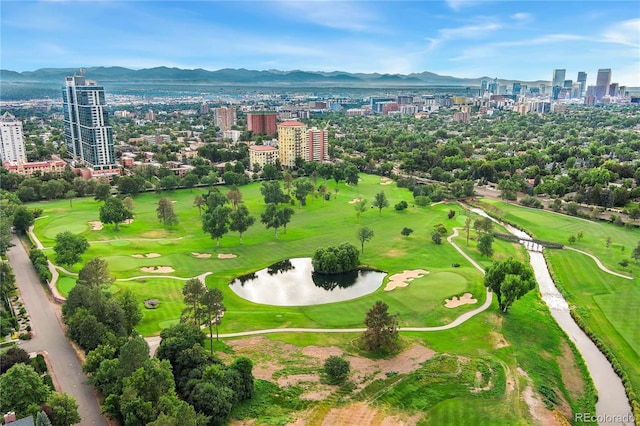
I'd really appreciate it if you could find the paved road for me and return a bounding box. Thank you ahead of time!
[6,235,107,426]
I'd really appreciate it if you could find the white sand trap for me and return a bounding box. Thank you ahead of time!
[192,252,212,259]
[380,177,393,185]
[348,198,362,204]
[217,253,237,259]
[123,218,134,224]
[171,200,177,203]
[132,253,161,259]
[88,221,103,231]
[384,269,429,291]
[445,293,477,308]
[140,266,175,273]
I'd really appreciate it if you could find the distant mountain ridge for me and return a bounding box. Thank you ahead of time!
[0,66,551,87]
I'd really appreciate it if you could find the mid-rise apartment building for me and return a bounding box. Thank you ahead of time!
[277,121,307,168]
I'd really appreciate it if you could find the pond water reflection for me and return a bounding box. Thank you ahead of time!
[229,258,386,306]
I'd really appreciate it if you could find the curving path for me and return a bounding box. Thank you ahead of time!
[145,228,493,354]
[564,246,633,280]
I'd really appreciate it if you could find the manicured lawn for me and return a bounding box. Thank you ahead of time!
[476,199,639,410]
[32,175,486,336]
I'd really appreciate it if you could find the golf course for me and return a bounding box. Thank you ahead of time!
[26,174,619,425]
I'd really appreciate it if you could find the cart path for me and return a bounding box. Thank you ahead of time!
[145,228,493,354]
[564,246,633,280]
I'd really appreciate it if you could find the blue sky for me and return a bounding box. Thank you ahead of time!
[2,1,639,85]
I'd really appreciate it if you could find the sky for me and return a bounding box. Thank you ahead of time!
[2,0,639,86]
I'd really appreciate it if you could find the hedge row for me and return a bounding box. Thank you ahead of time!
[28,249,51,284]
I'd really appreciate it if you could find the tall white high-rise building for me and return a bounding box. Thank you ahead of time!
[595,69,612,101]
[0,112,26,163]
[62,75,116,170]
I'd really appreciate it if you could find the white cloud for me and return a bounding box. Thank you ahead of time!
[270,1,380,32]
[601,19,640,47]
[445,0,489,12]
[427,22,502,50]
[511,12,532,22]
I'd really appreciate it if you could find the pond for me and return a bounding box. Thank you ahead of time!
[229,258,386,306]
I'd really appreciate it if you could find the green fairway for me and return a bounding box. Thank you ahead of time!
[476,199,639,413]
[32,175,489,336]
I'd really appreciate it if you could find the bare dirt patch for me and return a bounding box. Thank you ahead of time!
[384,269,429,291]
[218,253,237,259]
[518,368,563,426]
[88,221,103,231]
[445,292,477,308]
[322,402,422,426]
[380,177,393,185]
[192,252,212,258]
[140,266,175,273]
[348,198,362,204]
[490,331,509,349]
[385,249,407,258]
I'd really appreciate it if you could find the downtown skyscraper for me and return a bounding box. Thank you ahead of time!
[62,75,116,170]
[595,69,612,101]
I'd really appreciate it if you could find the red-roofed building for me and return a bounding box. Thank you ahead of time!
[249,145,279,169]
[3,159,67,176]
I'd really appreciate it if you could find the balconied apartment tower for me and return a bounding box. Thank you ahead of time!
[62,75,117,170]
[277,121,308,168]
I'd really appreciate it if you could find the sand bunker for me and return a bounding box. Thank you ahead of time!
[88,221,103,231]
[123,218,134,224]
[385,269,429,291]
[348,198,362,204]
[132,253,161,258]
[192,252,212,259]
[217,253,237,259]
[445,292,477,308]
[140,266,175,273]
[380,177,393,185]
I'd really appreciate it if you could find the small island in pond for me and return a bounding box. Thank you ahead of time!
[312,243,360,275]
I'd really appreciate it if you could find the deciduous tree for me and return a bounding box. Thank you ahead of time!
[202,288,225,349]
[46,392,81,426]
[477,233,494,257]
[484,258,535,312]
[157,198,178,227]
[229,204,255,245]
[99,197,133,231]
[202,205,232,246]
[0,363,51,417]
[54,231,90,268]
[372,191,389,215]
[356,226,374,254]
[324,356,350,384]
[77,257,114,288]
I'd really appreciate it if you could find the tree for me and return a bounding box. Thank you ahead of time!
[193,194,205,216]
[606,236,612,252]
[632,241,640,264]
[372,191,389,215]
[356,226,374,254]
[122,196,135,213]
[0,347,30,375]
[0,363,51,417]
[567,234,576,245]
[118,289,143,335]
[293,178,314,207]
[188,382,233,426]
[484,258,536,312]
[157,198,178,227]
[394,200,408,211]
[447,209,456,219]
[181,173,199,191]
[361,301,399,352]
[324,356,350,384]
[401,227,413,237]
[118,336,150,377]
[473,217,494,234]
[431,227,446,243]
[477,233,494,257]
[53,231,90,268]
[229,204,255,245]
[94,183,111,202]
[354,199,367,221]
[312,243,359,274]
[277,206,294,234]
[202,288,225,350]
[77,257,114,288]
[260,181,285,204]
[283,170,293,196]
[99,197,133,231]
[46,392,81,426]
[117,176,142,196]
[36,411,52,426]
[0,218,13,256]
[202,205,232,246]
[65,190,77,208]
[159,175,179,192]
[226,186,243,210]
[12,206,34,235]
[182,278,205,327]
[0,260,16,300]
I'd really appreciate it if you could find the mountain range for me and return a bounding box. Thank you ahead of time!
[0,66,550,88]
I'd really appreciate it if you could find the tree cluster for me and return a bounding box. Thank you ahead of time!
[62,258,142,351]
[312,243,360,275]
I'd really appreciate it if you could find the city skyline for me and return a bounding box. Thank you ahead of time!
[1,1,639,86]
